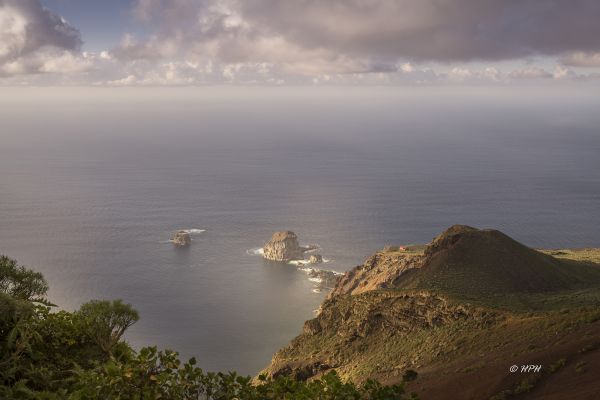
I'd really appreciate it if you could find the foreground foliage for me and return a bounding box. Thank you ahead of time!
[71,347,413,399]
[0,255,416,399]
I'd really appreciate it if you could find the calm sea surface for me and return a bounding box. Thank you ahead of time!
[1,87,599,374]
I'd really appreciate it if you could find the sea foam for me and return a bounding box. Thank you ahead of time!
[184,229,206,234]
[246,247,265,256]
[289,257,331,267]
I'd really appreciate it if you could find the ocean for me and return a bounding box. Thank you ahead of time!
[1,86,599,375]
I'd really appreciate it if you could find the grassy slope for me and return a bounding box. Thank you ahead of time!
[267,291,600,399]
[263,226,600,399]
[407,309,600,400]
[394,227,600,309]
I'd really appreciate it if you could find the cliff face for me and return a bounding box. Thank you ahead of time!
[262,226,600,400]
[263,231,304,262]
[330,250,423,297]
[263,288,502,383]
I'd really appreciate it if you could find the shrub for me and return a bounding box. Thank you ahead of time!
[1,255,417,399]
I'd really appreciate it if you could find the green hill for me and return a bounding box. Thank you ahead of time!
[395,225,600,308]
[263,226,600,400]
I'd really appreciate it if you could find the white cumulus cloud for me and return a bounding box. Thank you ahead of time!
[0,0,85,77]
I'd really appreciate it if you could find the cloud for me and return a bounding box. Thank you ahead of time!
[106,0,600,83]
[552,65,577,80]
[39,51,94,73]
[508,67,553,80]
[2,0,600,85]
[240,0,600,62]
[93,60,600,87]
[0,0,84,76]
[561,52,600,68]
[112,33,180,61]
[0,49,94,77]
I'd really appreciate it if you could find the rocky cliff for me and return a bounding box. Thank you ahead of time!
[262,225,600,400]
[330,247,424,297]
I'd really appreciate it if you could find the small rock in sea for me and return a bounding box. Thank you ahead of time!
[309,254,324,264]
[172,230,191,247]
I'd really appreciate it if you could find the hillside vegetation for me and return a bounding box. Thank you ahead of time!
[263,226,600,400]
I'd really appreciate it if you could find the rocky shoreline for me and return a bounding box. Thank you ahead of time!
[260,226,600,400]
[261,230,342,291]
[300,267,343,292]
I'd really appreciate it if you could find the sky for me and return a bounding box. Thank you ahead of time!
[1,0,600,86]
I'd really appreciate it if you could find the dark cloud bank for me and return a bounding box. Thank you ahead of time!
[239,0,600,62]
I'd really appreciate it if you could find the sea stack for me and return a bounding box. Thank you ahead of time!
[172,230,192,247]
[263,231,304,262]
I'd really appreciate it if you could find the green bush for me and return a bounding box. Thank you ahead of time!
[0,255,417,399]
[0,256,48,303]
[71,347,414,399]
